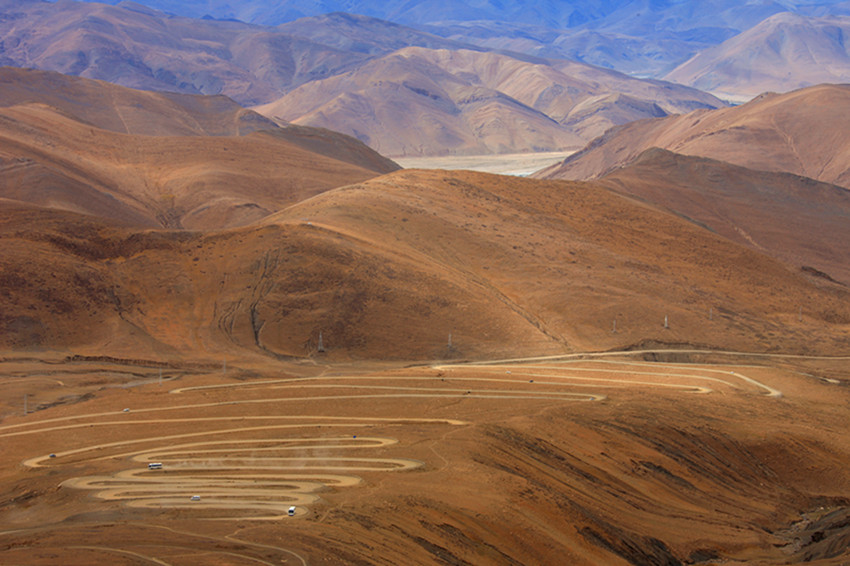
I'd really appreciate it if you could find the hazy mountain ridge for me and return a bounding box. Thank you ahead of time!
[256,46,724,156]
[666,12,850,99]
[88,0,850,79]
[0,1,730,155]
[420,21,722,77]
[93,0,850,33]
[0,0,376,106]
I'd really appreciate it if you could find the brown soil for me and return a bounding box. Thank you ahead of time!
[0,352,848,565]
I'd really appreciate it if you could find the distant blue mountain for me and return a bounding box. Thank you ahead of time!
[86,0,850,77]
[101,0,850,32]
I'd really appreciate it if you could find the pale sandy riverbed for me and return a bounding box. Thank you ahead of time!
[393,151,574,177]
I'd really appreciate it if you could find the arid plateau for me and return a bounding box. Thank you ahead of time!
[1,5,850,565]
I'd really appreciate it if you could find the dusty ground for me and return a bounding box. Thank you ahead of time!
[1,349,848,565]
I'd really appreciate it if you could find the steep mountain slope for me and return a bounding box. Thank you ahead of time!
[256,46,724,156]
[666,12,850,99]
[3,169,848,359]
[537,83,850,188]
[0,68,398,229]
[597,148,850,285]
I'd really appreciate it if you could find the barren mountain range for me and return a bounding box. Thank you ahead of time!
[90,0,850,81]
[92,0,850,38]
[0,0,380,106]
[0,1,726,156]
[666,12,850,99]
[256,46,722,156]
[13,1,850,158]
[538,83,850,188]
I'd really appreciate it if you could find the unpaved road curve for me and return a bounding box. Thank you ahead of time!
[10,351,794,522]
[440,350,790,397]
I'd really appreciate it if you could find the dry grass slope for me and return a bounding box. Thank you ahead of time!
[3,169,848,361]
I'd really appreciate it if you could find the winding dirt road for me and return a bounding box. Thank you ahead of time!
[5,350,795,523]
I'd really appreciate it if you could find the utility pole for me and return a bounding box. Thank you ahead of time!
[664,315,669,329]
[317,332,325,353]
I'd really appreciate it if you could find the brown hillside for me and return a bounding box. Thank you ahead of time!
[2,170,848,360]
[597,148,850,285]
[0,66,279,137]
[0,71,397,229]
[255,47,724,157]
[537,83,850,189]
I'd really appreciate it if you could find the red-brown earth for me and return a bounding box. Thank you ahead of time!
[1,70,849,565]
[0,352,848,565]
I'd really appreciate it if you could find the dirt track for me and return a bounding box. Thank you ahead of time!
[3,350,847,565]
[5,352,789,521]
